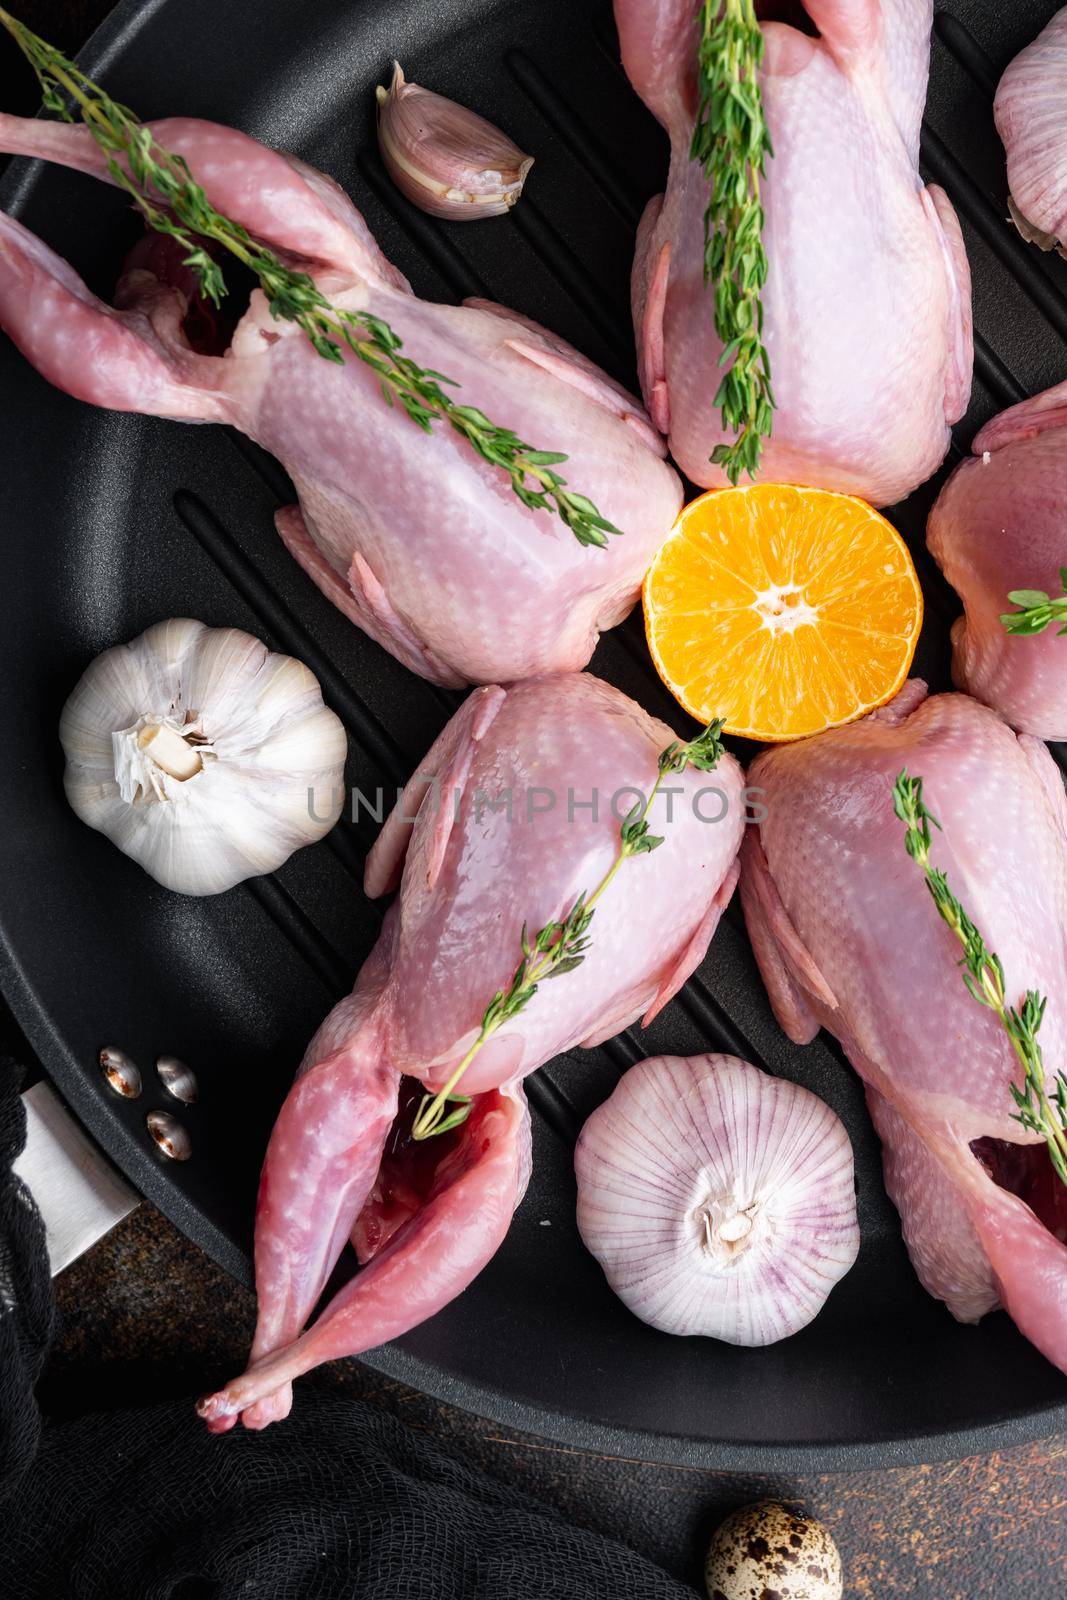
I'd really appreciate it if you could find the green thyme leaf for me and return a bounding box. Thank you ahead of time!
[893,768,1067,1186]
[691,0,774,482]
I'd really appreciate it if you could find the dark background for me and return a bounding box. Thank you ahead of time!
[1,2,1065,1594]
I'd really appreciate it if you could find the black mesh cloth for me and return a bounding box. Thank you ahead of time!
[0,1394,699,1600]
[0,1059,695,1600]
[0,1057,55,1501]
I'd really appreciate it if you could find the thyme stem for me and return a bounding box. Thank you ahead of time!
[1001,568,1067,636]
[0,7,621,550]
[691,0,775,485]
[411,721,727,1140]
[893,770,1067,1185]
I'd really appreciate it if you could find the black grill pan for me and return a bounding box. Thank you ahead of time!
[1,0,1066,1470]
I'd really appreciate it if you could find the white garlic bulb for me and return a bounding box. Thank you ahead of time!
[376,62,533,220]
[60,619,347,895]
[575,1054,859,1346]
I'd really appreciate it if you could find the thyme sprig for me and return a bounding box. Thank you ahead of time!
[0,8,621,550]
[411,721,727,1141]
[893,770,1067,1185]
[691,0,775,485]
[1001,569,1067,636]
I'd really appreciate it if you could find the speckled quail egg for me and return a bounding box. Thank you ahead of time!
[705,1501,843,1600]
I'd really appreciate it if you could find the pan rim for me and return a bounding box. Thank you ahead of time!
[2,0,1067,1472]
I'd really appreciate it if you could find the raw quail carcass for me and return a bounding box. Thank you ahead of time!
[995,7,1067,255]
[614,0,972,505]
[0,111,682,686]
[741,684,1067,1373]
[928,384,1067,740]
[197,672,745,1428]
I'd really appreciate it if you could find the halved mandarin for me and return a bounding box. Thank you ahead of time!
[642,484,923,743]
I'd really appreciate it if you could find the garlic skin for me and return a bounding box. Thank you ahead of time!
[575,1054,859,1346]
[995,10,1067,259]
[60,619,346,896]
[376,62,533,220]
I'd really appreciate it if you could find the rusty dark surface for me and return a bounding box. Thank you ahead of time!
[43,1202,1067,1597]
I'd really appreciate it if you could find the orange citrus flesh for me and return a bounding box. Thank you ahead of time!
[642,484,923,743]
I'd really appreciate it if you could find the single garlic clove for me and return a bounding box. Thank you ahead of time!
[575,1053,859,1346]
[376,62,533,220]
[705,1502,843,1600]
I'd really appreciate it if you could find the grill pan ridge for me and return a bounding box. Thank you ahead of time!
[1,0,1066,1469]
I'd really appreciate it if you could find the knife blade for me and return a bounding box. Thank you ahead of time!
[13,1081,138,1275]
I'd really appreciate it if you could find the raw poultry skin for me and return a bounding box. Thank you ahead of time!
[0,113,682,686]
[198,672,745,1428]
[614,0,973,505]
[928,385,1067,741]
[995,7,1067,253]
[741,683,1067,1374]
